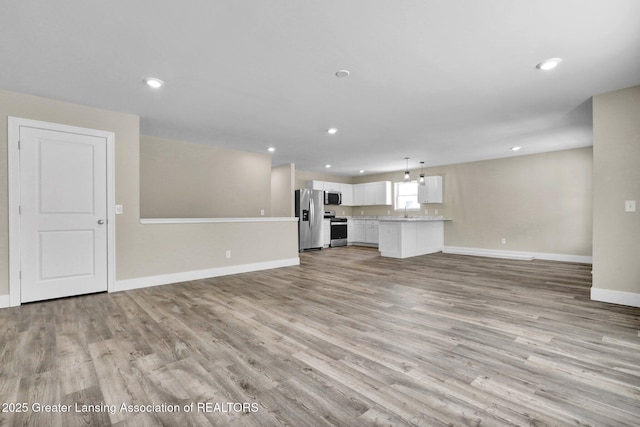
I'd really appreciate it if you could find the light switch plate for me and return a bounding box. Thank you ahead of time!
[625,200,636,212]
[115,204,123,214]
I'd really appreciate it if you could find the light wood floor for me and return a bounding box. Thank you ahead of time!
[1,247,639,426]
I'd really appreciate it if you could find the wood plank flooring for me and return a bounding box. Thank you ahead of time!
[1,247,639,426]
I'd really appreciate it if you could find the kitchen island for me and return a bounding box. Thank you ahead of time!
[378,217,449,259]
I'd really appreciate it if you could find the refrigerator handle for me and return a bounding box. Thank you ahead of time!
[309,199,314,228]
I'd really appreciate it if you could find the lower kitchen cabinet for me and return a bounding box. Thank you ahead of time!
[378,220,444,258]
[352,219,366,243]
[365,220,379,244]
[347,220,355,244]
[323,219,331,247]
[350,219,378,246]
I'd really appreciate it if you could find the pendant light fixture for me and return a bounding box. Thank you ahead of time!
[403,157,411,182]
[419,161,426,186]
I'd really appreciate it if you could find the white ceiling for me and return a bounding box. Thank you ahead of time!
[2,0,639,176]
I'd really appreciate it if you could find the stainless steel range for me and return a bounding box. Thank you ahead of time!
[324,210,347,247]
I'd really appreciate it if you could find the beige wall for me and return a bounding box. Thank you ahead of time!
[352,147,593,256]
[294,169,353,190]
[140,135,271,218]
[0,89,298,298]
[271,164,295,217]
[592,85,640,294]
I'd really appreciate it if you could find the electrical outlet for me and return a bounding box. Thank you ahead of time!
[225,250,231,259]
[625,200,636,212]
[435,209,438,215]
[501,238,507,245]
[260,209,265,216]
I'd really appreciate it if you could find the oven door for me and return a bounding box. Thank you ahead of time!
[330,221,347,247]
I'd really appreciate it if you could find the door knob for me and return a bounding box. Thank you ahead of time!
[97,219,105,224]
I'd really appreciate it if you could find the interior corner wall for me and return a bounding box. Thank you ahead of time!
[271,164,295,217]
[592,85,640,304]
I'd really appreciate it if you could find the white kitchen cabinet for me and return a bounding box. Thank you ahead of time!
[353,184,365,206]
[352,219,366,243]
[352,181,391,206]
[340,183,354,206]
[347,220,355,243]
[417,176,443,203]
[323,219,331,247]
[365,220,379,244]
[350,219,379,246]
[377,182,392,205]
[364,183,377,205]
[323,181,341,192]
[378,219,444,258]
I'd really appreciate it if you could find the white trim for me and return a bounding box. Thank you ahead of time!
[443,246,592,263]
[526,252,592,264]
[114,257,300,292]
[591,288,640,308]
[443,246,533,260]
[8,117,116,307]
[140,217,298,224]
[8,118,21,307]
[0,295,10,309]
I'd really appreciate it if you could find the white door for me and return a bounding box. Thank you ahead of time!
[19,126,109,303]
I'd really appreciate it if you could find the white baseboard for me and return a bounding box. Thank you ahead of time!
[591,288,640,308]
[443,246,592,264]
[114,257,300,292]
[0,294,10,309]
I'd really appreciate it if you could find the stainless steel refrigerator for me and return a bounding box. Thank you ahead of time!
[295,189,324,251]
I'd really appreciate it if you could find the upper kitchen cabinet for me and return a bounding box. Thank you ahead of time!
[340,183,354,206]
[354,181,392,206]
[323,181,342,192]
[307,180,390,206]
[417,176,443,203]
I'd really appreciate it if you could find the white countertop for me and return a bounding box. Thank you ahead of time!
[347,216,450,222]
[378,216,450,222]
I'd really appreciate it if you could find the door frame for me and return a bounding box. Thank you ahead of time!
[8,117,116,307]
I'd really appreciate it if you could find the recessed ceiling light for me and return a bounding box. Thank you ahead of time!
[327,128,338,135]
[511,146,522,151]
[325,164,332,168]
[359,170,365,174]
[267,147,275,152]
[335,70,350,78]
[143,77,164,88]
[536,58,562,71]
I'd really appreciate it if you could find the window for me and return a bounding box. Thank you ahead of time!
[394,181,420,211]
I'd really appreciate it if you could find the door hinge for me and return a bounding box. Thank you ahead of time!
[19,271,22,280]
[18,205,21,215]
[18,140,21,150]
